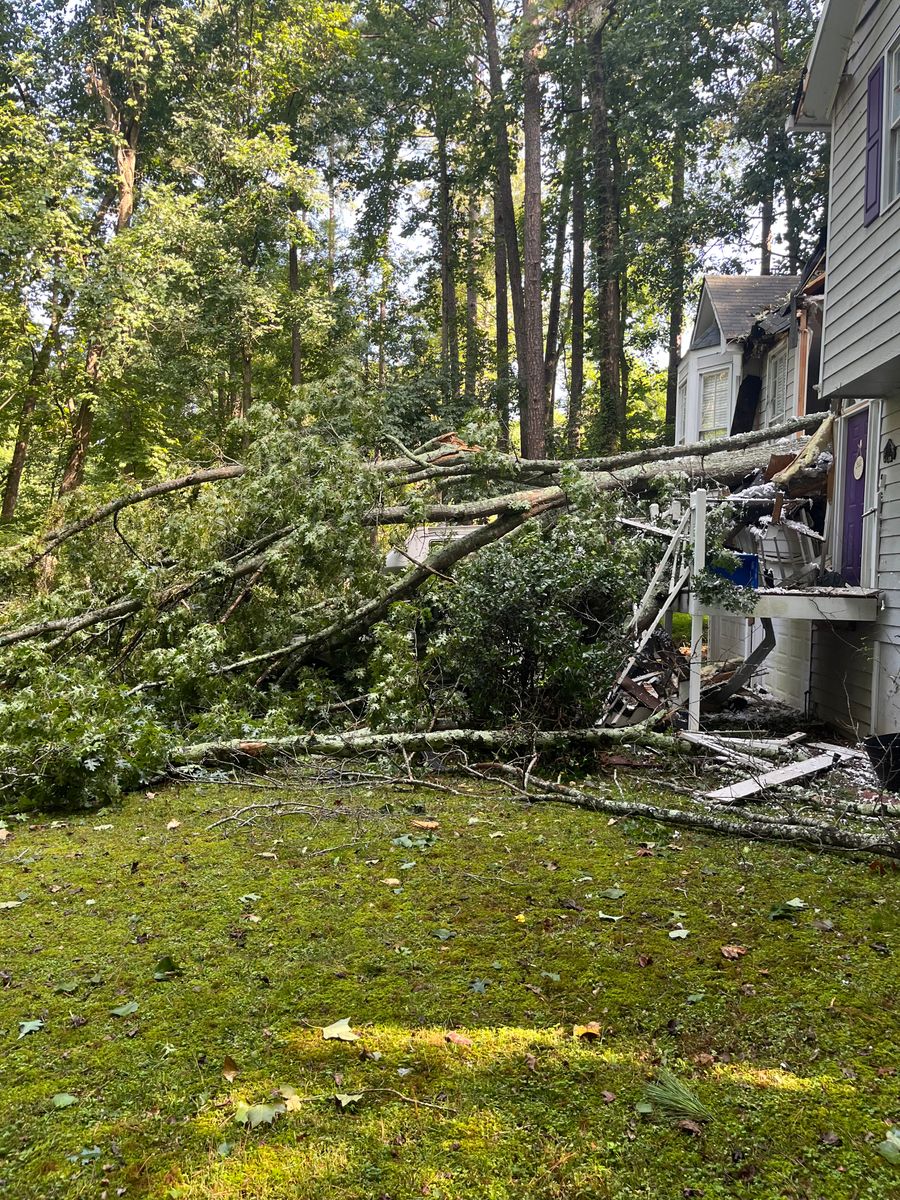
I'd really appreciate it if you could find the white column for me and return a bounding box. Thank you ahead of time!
[688,488,707,732]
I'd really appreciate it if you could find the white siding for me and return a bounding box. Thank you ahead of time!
[822,0,900,397]
[762,619,812,712]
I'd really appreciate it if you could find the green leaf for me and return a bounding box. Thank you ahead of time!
[153,955,184,981]
[877,1129,900,1165]
[770,897,808,920]
[0,900,23,910]
[540,971,561,982]
[110,1001,138,1017]
[52,1093,77,1108]
[335,1092,363,1109]
[18,1019,44,1038]
[686,993,706,1004]
[54,981,78,994]
[598,911,625,922]
[238,893,261,905]
[234,1101,285,1128]
[598,887,626,900]
[669,929,690,939]
[470,978,489,993]
[217,1142,234,1157]
[636,1101,654,1115]
[434,928,456,941]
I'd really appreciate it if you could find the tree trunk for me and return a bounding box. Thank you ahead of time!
[465,195,480,406]
[521,0,545,458]
[479,0,529,441]
[59,345,100,496]
[289,196,303,387]
[2,327,54,522]
[664,127,686,444]
[493,191,511,450]
[544,147,572,422]
[760,170,774,275]
[568,148,585,455]
[436,128,460,404]
[588,12,624,449]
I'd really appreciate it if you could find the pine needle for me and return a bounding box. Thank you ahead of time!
[643,1068,712,1122]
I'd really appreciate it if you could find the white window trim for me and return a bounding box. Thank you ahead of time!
[698,364,732,440]
[882,35,900,214]
[764,343,790,428]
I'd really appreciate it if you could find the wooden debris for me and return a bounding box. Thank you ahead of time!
[704,748,858,803]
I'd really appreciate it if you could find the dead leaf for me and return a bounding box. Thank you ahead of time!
[322,1017,359,1042]
[381,878,402,887]
[525,1053,537,1071]
[573,1022,602,1040]
[637,954,653,968]
[601,1090,616,1103]
[222,1055,239,1082]
[721,945,748,960]
[676,1119,703,1136]
[819,1131,841,1147]
[166,819,181,831]
[445,1031,473,1047]
[0,828,11,842]
[411,820,439,830]
[277,1084,304,1112]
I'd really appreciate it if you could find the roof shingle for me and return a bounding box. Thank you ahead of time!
[705,275,800,341]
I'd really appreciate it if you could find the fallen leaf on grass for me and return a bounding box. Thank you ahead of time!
[335,1092,363,1109]
[52,1093,77,1108]
[669,929,690,939]
[54,981,78,994]
[234,1100,285,1128]
[322,1018,359,1042]
[18,1019,44,1038]
[434,928,456,941]
[819,1131,841,1147]
[876,1129,900,1165]
[676,1119,704,1136]
[153,955,184,981]
[770,897,807,920]
[277,1084,304,1112]
[637,954,653,968]
[598,911,625,923]
[222,1056,239,1082]
[445,1031,473,1047]
[166,819,181,831]
[721,945,748,960]
[411,820,439,831]
[573,1022,602,1040]
[0,828,10,842]
[110,1001,138,1018]
[469,978,489,994]
[598,887,626,901]
[0,900,23,910]
[525,1053,537,1071]
[601,1090,616,1103]
[381,878,402,888]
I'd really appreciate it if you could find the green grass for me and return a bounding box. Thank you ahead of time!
[0,777,898,1199]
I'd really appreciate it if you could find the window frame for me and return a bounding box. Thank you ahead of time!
[885,35,900,210]
[764,343,790,429]
[698,365,731,441]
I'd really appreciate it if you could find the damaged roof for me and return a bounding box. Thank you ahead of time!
[705,275,801,341]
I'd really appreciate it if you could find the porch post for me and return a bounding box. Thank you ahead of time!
[688,488,707,732]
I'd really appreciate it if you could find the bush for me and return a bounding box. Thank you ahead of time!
[432,508,638,727]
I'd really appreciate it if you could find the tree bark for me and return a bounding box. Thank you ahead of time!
[436,128,460,405]
[493,191,511,450]
[479,0,529,441]
[521,0,545,458]
[587,9,624,449]
[2,327,54,521]
[289,196,303,387]
[568,145,585,455]
[664,126,686,444]
[464,194,480,406]
[544,147,572,422]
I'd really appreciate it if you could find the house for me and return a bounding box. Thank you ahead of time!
[674,258,833,714]
[786,0,900,735]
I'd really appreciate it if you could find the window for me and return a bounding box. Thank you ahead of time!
[765,345,789,427]
[865,60,884,224]
[699,368,730,440]
[888,38,900,205]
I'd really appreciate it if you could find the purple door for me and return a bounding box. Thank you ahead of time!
[841,409,869,586]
